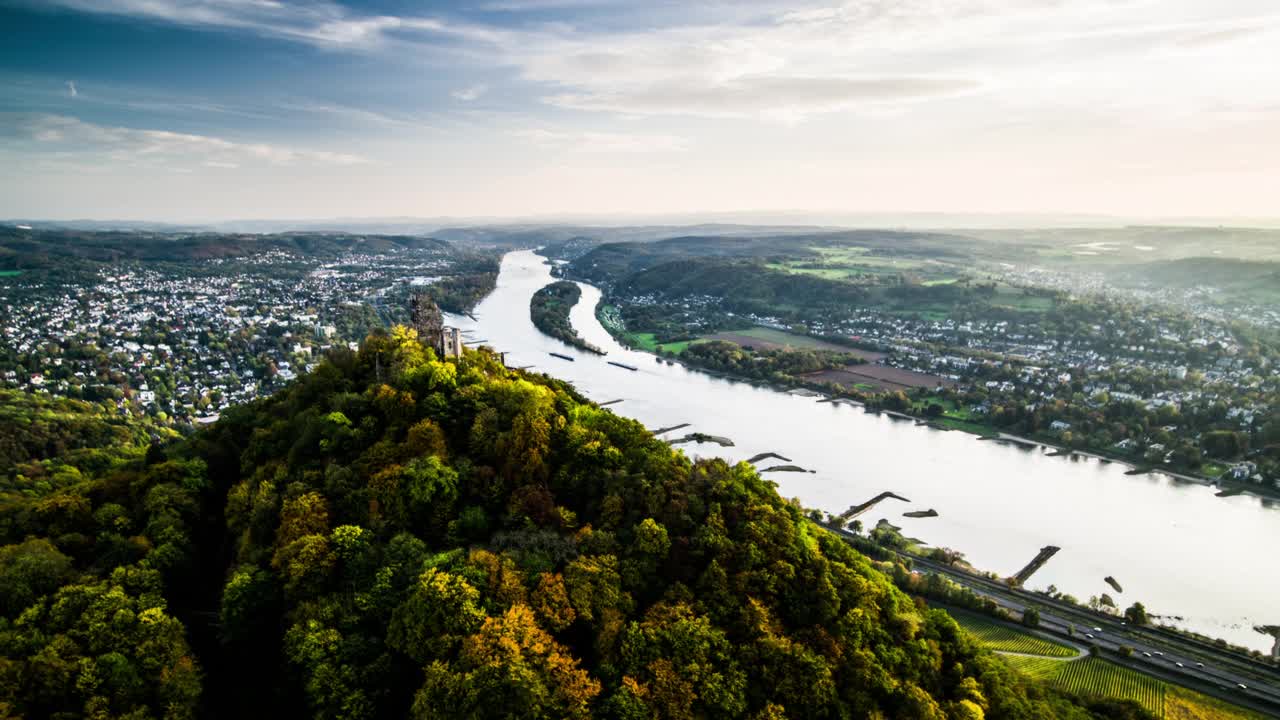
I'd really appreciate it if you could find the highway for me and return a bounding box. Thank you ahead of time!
[826,525,1280,717]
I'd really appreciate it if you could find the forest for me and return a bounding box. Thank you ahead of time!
[678,340,865,385]
[423,265,500,315]
[530,280,605,354]
[0,329,1160,719]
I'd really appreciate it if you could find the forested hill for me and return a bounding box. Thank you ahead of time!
[0,329,1152,720]
[0,228,450,269]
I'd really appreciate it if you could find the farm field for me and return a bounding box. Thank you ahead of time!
[802,364,951,392]
[1004,656,1264,719]
[706,327,885,360]
[766,245,965,283]
[950,612,1077,658]
[1165,686,1269,720]
[1005,656,1165,716]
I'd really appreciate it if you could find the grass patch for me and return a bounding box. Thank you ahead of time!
[1005,656,1165,716]
[952,612,1077,658]
[1200,462,1229,478]
[1166,686,1269,720]
[626,332,704,355]
[0,270,21,277]
[991,288,1055,311]
[655,339,707,354]
[627,332,662,352]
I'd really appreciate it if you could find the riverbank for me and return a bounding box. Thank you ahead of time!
[448,249,1280,654]
[593,298,1279,503]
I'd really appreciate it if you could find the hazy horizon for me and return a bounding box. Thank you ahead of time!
[7,210,1280,233]
[3,0,1278,221]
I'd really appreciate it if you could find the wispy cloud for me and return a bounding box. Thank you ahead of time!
[36,0,510,50]
[512,128,688,153]
[452,84,489,101]
[65,80,78,98]
[0,113,368,167]
[544,75,978,121]
[275,100,433,129]
[34,0,1279,124]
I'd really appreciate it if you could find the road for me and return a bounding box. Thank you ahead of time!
[826,525,1280,717]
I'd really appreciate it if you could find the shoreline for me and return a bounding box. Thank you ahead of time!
[597,310,1278,504]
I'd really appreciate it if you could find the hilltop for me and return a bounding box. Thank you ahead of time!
[0,331,1156,719]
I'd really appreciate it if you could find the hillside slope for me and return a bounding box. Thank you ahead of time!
[0,329,1154,719]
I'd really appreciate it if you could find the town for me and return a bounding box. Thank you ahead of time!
[560,238,1280,493]
[0,241,490,425]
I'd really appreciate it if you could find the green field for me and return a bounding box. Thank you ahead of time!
[0,270,21,277]
[1166,686,1269,720]
[767,245,943,281]
[627,332,704,354]
[991,287,1056,311]
[1006,656,1165,716]
[952,613,1077,658]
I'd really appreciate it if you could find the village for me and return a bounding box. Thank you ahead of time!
[606,283,1279,490]
[0,246,460,425]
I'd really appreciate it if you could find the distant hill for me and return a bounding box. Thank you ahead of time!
[0,228,450,269]
[1109,257,1280,305]
[567,228,985,284]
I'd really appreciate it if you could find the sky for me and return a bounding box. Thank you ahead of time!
[1,0,1278,222]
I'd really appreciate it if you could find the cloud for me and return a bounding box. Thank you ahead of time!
[512,128,689,152]
[545,75,978,120]
[65,80,78,98]
[30,0,1280,125]
[452,84,489,101]
[0,113,368,167]
[35,0,509,50]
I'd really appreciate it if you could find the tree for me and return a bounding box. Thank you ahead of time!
[389,568,487,664]
[1022,607,1041,628]
[0,570,201,719]
[1202,430,1245,459]
[0,538,74,616]
[411,604,600,720]
[1124,602,1149,626]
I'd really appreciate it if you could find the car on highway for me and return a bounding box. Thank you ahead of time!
[1237,684,1248,691]
[1142,652,1151,657]
[1175,662,1184,668]
[1085,633,1094,639]
[1092,627,1102,632]
[1196,662,1204,668]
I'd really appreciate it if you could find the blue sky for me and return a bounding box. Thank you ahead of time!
[2,0,1278,221]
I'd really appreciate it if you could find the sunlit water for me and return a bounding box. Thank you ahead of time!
[446,250,1280,652]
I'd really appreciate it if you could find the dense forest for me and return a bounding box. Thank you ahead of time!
[678,340,865,385]
[423,266,501,315]
[531,280,606,354]
[0,330,1158,719]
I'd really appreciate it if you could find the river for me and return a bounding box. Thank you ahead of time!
[446,249,1280,653]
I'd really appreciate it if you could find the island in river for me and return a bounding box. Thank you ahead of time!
[530,280,606,355]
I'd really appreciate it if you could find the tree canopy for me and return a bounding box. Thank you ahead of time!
[0,328,1154,719]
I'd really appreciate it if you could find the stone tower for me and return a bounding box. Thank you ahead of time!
[409,293,443,343]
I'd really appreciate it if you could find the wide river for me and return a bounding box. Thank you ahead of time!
[448,250,1279,652]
